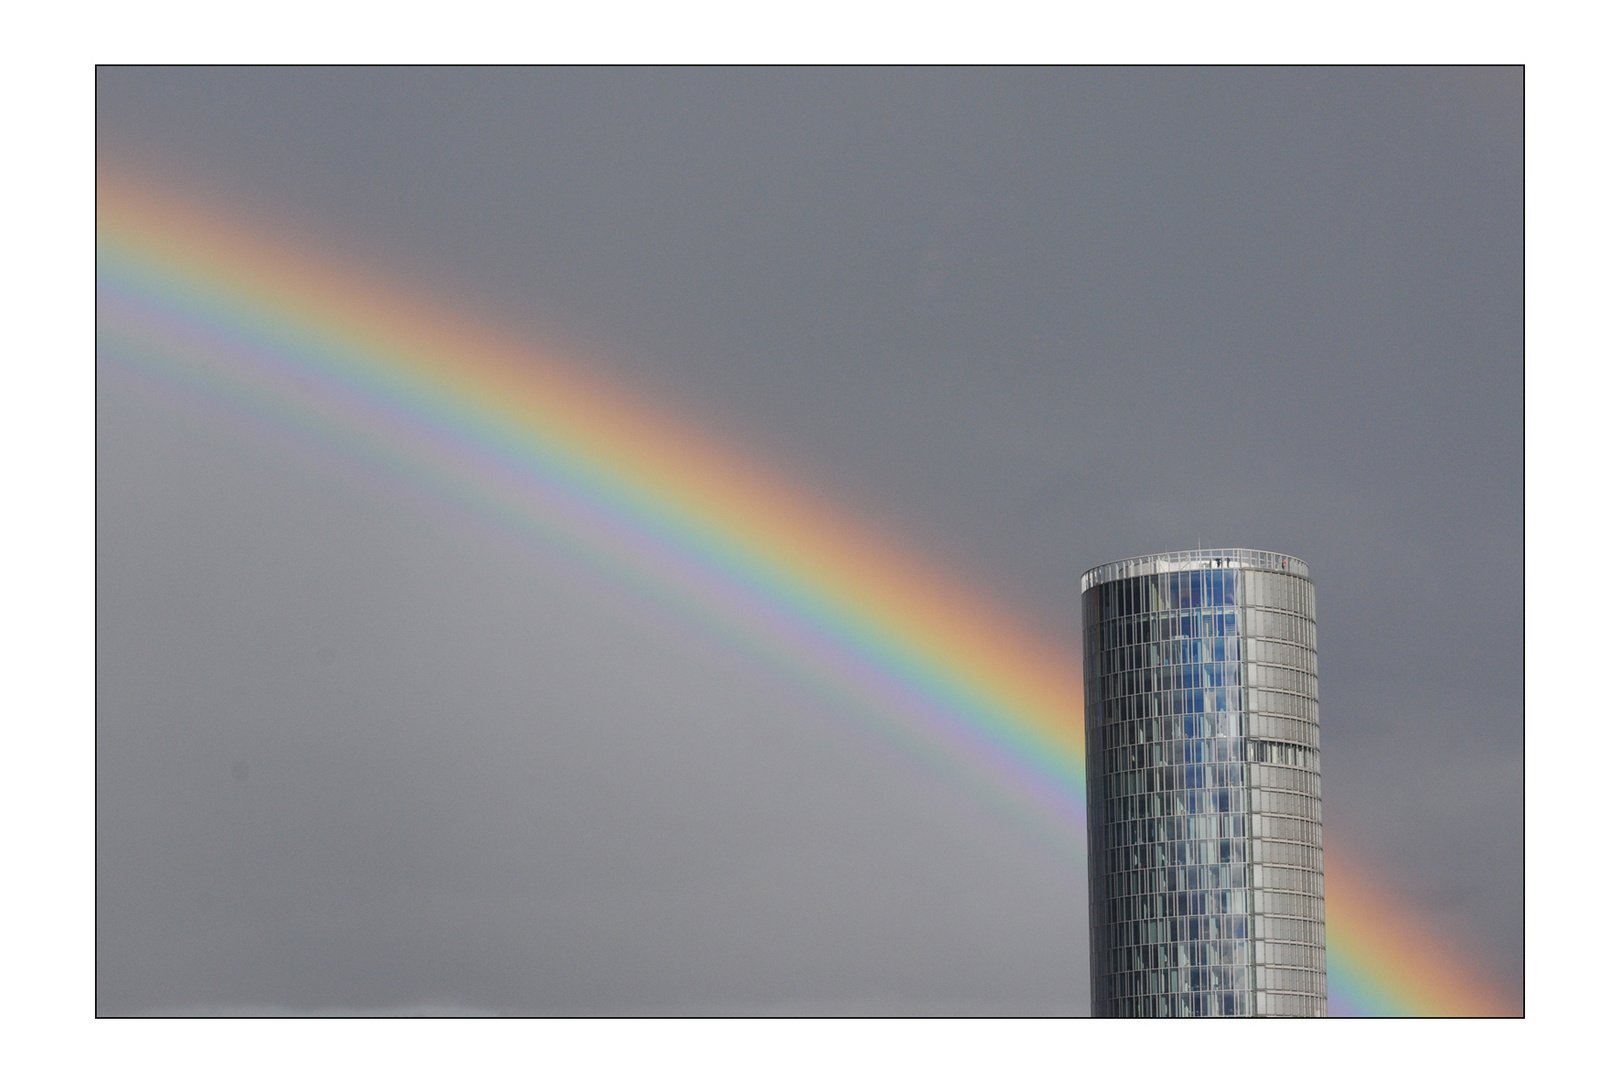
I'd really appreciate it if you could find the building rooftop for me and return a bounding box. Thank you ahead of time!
[1080,548,1311,593]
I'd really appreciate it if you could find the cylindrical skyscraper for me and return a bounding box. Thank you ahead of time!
[1081,549,1325,1017]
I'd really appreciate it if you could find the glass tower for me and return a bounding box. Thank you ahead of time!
[1081,549,1325,1018]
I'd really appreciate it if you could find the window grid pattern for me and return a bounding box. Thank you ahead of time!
[1083,557,1326,1018]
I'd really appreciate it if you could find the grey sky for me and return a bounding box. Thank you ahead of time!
[97,67,1523,1015]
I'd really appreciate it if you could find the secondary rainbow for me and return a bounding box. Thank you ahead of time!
[95,172,1515,1016]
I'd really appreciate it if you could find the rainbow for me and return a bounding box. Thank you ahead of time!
[1325,845,1519,1016]
[95,171,1516,1017]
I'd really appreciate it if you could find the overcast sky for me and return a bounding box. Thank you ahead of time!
[96,67,1523,1015]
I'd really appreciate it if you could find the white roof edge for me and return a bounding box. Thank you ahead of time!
[1080,549,1310,593]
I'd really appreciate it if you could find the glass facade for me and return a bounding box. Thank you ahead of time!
[1081,549,1325,1018]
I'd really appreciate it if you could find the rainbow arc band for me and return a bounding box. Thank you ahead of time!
[95,171,1516,1017]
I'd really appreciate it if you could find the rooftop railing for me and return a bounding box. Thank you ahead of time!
[1080,548,1310,593]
